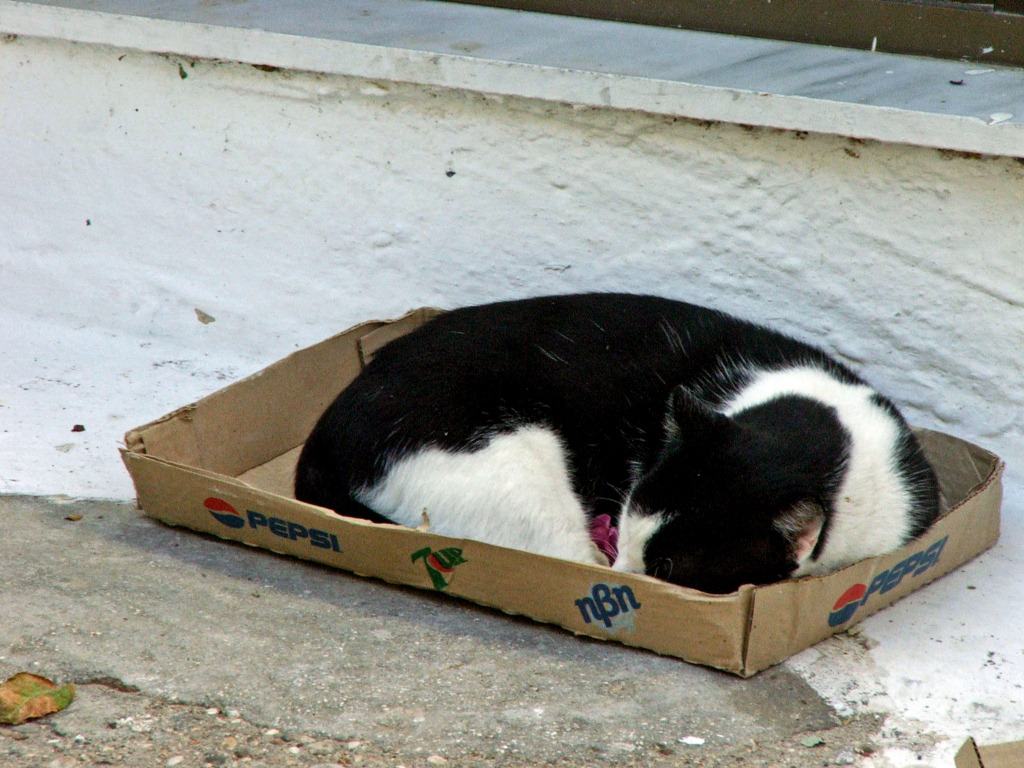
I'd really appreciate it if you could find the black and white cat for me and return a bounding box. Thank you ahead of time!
[295,294,940,594]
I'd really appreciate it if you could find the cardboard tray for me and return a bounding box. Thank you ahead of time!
[121,309,1004,677]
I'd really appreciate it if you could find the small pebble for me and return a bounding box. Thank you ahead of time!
[166,758,184,767]
[205,707,219,716]
[678,736,705,746]
[264,728,281,737]
[427,756,448,765]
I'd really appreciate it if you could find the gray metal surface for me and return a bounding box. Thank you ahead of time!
[20,0,1024,125]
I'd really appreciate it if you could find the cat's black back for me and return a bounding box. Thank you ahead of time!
[296,293,860,522]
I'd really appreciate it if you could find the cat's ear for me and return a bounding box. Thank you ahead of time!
[667,385,732,438]
[774,500,825,565]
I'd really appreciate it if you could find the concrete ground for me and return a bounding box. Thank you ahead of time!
[0,494,895,768]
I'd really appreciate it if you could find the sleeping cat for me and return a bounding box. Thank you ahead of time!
[295,293,940,594]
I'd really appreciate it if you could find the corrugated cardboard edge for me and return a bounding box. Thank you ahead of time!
[977,740,1024,768]
[740,451,1003,676]
[957,739,987,768]
[957,738,1024,768]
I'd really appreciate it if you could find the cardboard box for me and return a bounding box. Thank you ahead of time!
[120,309,1004,677]
[956,738,1024,768]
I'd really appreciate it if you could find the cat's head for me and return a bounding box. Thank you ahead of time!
[612,385,833,594]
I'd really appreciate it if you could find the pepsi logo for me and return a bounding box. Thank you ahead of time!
[204,497,246,529]
[828,582,868,627]
[826,535,948,628]
[205,501,343,553]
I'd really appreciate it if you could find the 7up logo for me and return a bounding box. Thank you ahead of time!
[412,547,467,590]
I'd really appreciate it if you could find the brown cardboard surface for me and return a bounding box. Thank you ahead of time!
[121,309,1005,676]
[956,738,1024,768]
[236,445,302,496]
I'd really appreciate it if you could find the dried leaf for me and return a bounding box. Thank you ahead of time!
[0,673,76,725]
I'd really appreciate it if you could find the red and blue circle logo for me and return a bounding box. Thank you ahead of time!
[828,582,867,627]
[205,497,246,529]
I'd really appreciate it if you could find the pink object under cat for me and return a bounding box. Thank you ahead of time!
[589,514,619,563]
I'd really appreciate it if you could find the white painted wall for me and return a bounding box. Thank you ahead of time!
[2,28,1023,763]
[5,33,1022,498]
